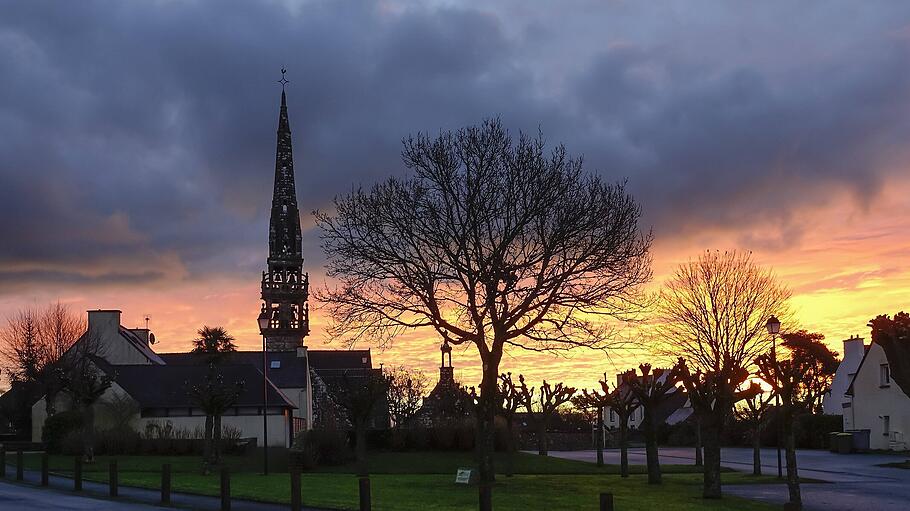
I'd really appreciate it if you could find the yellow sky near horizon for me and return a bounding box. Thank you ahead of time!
[1,177,908,393]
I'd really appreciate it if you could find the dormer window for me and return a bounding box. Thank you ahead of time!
[271,361,281,369]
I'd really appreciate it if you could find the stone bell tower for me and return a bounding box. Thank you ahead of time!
[260,78,310,351]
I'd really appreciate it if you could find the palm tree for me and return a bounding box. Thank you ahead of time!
[191,326,237,358]
[188,326,238,473]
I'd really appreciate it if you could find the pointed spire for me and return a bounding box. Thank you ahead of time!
[268,69,301,262]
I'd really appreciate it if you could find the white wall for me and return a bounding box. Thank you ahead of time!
[824,336,865,418]
[849,343,910,450]
[136,414,290,447]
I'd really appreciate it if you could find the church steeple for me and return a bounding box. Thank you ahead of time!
[260,71,309,351]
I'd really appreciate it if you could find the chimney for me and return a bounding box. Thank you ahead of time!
[87,309,121,336]
[843,335,865,361]
[130,328,150,344]
[296,345,308,358]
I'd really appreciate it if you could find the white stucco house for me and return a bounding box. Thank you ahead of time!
[822,335,866,427]
[844,338,910,451]
[31,309,380,447]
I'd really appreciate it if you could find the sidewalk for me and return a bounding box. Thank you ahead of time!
[1,463,329,511]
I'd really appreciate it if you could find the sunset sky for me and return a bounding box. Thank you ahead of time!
[1,1,909,391]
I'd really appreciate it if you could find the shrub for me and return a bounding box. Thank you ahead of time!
[42,410,84,453]
[292,429,353,469]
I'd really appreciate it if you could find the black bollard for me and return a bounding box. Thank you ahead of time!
[109,460,118,497]
[290,470,302,511]
[16,450,23,481]
[0,448,5,478]
[479,482,492,511]
[41,452,49,486]
[161,464,172,505]
[600,492,614,511]
[358,476,371,511]
[74,457,83,491]
[220,466,231,511]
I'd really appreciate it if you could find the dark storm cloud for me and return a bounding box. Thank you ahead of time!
[1,0,909,292]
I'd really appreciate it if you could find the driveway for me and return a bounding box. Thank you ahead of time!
[548,447,910,511]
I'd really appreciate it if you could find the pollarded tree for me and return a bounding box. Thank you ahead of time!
[624,363,682,484]
[525,380,577,456]
[499,372,533,476]
[571,388,607,467]
[756,353,809,510]
[868,312,910,398]
[735,384,772,476]
[316,118,653,487]
[601,375,639,478]
[658,250,790,499]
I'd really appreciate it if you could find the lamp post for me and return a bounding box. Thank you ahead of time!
[765,315,782,479]
[257,310,270,476]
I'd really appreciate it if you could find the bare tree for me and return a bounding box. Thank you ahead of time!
[570,388,606,467]
[735,386,773,476]
[316,119,652,485]
[525,380,576,456]
[658,250,790,499]
[756,352,812,510]
[327,369,389,476]
[601,375,639,478]
[624,363,682,484]
[1,303,84,418]
[498,372,533,476]
[61,334,113,463]
[386,366,428,428]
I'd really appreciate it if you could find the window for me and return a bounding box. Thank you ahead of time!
[881,364,891,387]
[883,415,890,436]
[609,409,615,422]
[270,360,281,369]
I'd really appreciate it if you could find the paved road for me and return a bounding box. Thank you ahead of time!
[0,479,170,510]
[549,447,910,511]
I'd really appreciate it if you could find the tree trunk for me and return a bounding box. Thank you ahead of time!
[45,391,57,418]
[202,414,214,474]
[595,408,604,467]
[537,415,549,456]
[82,403,95,463]
[701,415,722,499]
[477,364,499,486]
[505,418,515,477]
[694,418,703,467]
[213,414,223,465]
[784,414,802,509]
[752,426,762,476]
[355,424,368,477]
[644,410,661,484]
[619,421,629,478]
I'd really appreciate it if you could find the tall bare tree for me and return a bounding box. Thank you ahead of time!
[658,250,789,499]
[316,119,652,487]
[525,380,576,456]
[61,333,113,463]
[386,366,428,428]
[624,363,681,484]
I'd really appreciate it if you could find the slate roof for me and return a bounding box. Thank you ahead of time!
[157,349,373,389]
[94,358,294,410]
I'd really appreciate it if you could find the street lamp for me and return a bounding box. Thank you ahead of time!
[765,315,782,479]
[257,309,271,476]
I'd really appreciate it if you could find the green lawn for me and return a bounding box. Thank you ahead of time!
[17,451,779,511]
